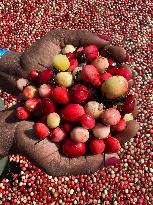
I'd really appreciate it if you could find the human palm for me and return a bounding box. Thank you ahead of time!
[0,30,139,176]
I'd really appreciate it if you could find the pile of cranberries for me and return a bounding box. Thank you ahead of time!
[16,44,136,158]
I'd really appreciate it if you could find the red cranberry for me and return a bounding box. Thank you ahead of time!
[115,68,131,81]
[62,139,86,157]
[66,52,75,60]
[68,59,78,72]
[62,123,73,133]
[106,67,118,75]
[71,84,89,103]
[42,98,56,115]
[122,95,136,113]
[107,58,117,67]
[38,69,54,84]
[81,114,95,129]
[89,139,105,154]
[16,106,30,120]
[28,69,39,81]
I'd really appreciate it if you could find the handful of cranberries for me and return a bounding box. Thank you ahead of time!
[16,44,137,158]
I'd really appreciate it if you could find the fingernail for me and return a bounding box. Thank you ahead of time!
[105,157,120,167]
[97,34,112,42]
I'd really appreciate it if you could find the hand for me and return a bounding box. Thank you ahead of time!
[0,29,139,176]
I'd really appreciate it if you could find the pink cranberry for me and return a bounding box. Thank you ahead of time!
[49,127,66,142]
[62,139,86,157]
[100,73,112,83]
[71,84,89,103]
[84,45,98,61]
[38,84,52,98]
[25,98,41,112]
[101,108,121,125]
[81,114,95,129]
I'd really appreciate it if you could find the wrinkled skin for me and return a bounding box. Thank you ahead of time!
[0,29,139,176]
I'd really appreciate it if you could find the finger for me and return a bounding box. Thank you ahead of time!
[20,29,111,71]
[45,29,111,48]
[15,121,64,176]
[97,34,113,42]
[116,120,140,145]
[132,104,139,117]
[15,121,104,176]
[107,46,129,63]
[0,72,20,96]
[0,52,27,96]
[0,108,18,158]
[48,153,104,176]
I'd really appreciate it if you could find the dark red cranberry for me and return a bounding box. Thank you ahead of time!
[66,52,75,60]
[106,67,118,75]
[38,69,54,85]
[28,70,39,81]
[42,98,56,115]
[122,95,136,113]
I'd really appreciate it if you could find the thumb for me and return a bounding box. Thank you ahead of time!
[116,120,140,145]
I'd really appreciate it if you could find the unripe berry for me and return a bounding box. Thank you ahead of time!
[47,112,61,128]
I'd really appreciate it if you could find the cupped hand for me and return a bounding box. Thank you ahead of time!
[0,29,139,176]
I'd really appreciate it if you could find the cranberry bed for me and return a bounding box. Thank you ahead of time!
[0,0,152,204]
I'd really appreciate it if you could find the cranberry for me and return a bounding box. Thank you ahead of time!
[62,139,86,157]
[122,95,136,113]
[81,114,95,129]
[115,68,131,81]
[107,58,117,67]
[71,84,89,103]
[66,52,75,60]
[28,69,39,81]
[42,98,56,115]
[106,67,118,75]
[38,69,54,84]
